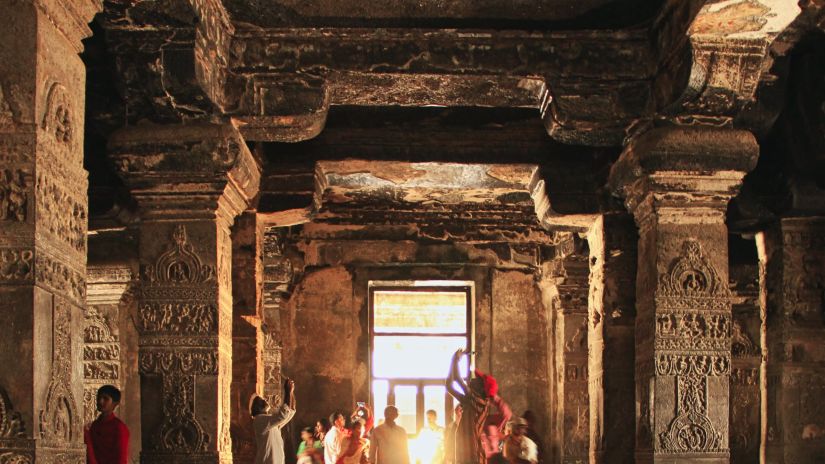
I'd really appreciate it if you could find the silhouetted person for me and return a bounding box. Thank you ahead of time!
[369,406,409,464]
[446,349,511,464]
[84,384,129,464]
[444,405,462,464]
[251,378,296,464]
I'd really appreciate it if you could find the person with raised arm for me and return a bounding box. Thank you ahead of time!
[251,378,297,464]
[446,348,511,464]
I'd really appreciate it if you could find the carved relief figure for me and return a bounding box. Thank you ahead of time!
[142,225,215,285]
[0,169,26,221]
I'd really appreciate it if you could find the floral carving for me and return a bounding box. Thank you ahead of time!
[142,225,215,285]
[0,169,27,222]
[139,351,218,376]
[156,375,208,452]
[40,302,79,446]
[659,374,723,453]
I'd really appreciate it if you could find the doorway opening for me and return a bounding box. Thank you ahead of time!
[368,281,474,436]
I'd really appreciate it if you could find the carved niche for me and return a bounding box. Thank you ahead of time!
[655,240,732,454]
[142,225,215,286]
[40,83,74,148]
[0,169,27,222]
[40,300,80,446]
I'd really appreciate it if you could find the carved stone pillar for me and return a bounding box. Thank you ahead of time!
[762,217,825,464]
[555,246,590,464]
[261,227,294,407]
[84,266,133,424]
[609,126,758,464]
[109,123,260,464]
[727,254,761,464]
[0,1,100,463]
[230,212,264,464]
[586,213,637,464]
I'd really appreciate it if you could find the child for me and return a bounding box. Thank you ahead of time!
[297,426,323,464]
[85,384,130,464]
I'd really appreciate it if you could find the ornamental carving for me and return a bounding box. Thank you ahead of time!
[35,172,86,253]
[40,303,80,446]
[656,240,732,310]
[142,225,215,285]
[41,83,73,147]
[0,249,33,281]
[659,374,723,453]
[156,375,209,452]
[655,312,729,350]
[731,320,758,357]
[655,354,730,377]
[83,362,119,381]
[84,308,115,343]
[139,303,217,334]
[0,453,32,464]
[34,253,85,304]
[139,351,218,376]
[0,169,27,222]
[0,387,25,438]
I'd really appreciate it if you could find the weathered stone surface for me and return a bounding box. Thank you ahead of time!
[0,1,99,463]
[762,217,825,464]
[610,126,758,463]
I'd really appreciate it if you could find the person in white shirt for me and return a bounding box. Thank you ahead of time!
[369,406,409,464]
[324,410,347,464]
[251,379,297,464]
[502,417,538,464]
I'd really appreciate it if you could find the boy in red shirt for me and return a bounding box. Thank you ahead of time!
[85,385,129,464]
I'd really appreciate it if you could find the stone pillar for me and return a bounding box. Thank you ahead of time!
[261,227,294,407]
[230,212,264,464]
[109,123,260,464]
[0,1,100,463]
[555,245,590,464]
[586,213,637,464]
[609,126,758,464]
[727,250,761,464]
[84,266,133,424]
[761,217,825,464]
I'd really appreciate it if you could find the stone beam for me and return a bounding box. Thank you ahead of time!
[312,160,560,240]
[655,0,803,126]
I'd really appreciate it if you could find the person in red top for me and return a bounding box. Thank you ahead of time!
[85,385,129,464]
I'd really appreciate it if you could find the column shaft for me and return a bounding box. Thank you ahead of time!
[0,1,99,463]
[609,126,759,464]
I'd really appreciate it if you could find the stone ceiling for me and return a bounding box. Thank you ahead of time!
[84,0,825,226]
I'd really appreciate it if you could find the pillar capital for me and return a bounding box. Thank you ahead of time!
[32,0,102,52]
[109,123,261,223]
[609,126,758,228]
